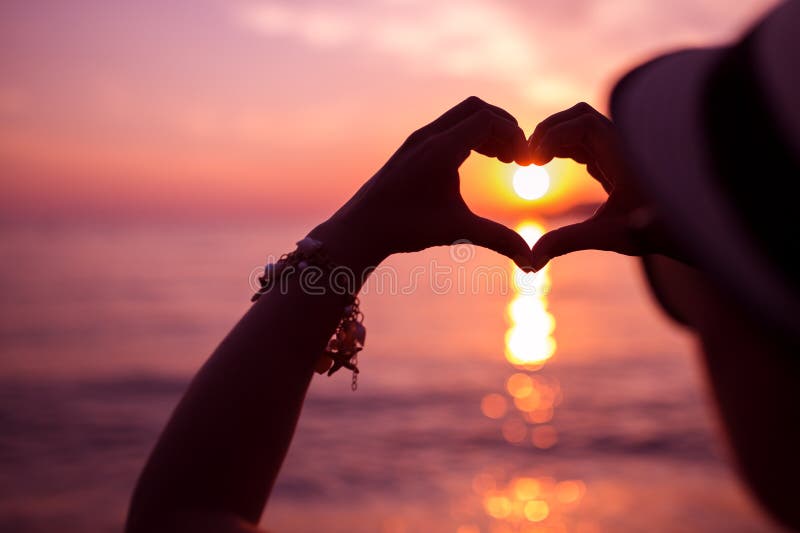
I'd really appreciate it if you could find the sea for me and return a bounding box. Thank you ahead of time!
[0,217,784,532]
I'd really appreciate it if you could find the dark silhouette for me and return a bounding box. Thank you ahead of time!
[126,1,799,531]
[528,2,800,528]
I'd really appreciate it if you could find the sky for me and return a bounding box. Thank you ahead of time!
[0,0,778,222]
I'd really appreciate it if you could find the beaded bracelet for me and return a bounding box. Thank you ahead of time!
[251,237,366,391]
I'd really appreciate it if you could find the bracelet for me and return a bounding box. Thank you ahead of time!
[251,237,366,391]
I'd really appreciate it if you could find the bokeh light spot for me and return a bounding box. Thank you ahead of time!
[481,393,508,419]
[531,425,559,449]
[484,494,512,519]
[556,480,586,504]
[523,500,550,522]
[526,407,554,424]
[502,418,528,444]
[506,373,534,398]
[512,477,541,500]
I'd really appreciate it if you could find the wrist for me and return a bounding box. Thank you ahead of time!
[307,218,387,290]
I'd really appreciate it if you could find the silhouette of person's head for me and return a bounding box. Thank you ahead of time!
[610,1,800,526]
[612,0,800,336]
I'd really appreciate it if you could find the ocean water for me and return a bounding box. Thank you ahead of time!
[0,219,782,532]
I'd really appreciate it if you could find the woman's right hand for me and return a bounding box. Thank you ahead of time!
[527,102,689,270]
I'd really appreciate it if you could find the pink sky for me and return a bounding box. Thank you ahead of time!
[0,0,777,221]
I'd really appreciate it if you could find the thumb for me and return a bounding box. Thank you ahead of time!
[531,217,633,271]
[462,214,534,271]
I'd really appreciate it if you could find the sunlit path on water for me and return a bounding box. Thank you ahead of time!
[458,221,594,533]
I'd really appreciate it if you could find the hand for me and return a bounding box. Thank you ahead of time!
[310,97,535,271]
[527,102,689,270]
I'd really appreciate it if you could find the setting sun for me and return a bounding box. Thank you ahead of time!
[512,166,550,200]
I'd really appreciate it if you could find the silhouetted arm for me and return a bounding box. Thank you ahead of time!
[124,97,534,533]
[124,232,376,533]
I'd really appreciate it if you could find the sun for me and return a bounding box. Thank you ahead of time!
[512,166,550,200]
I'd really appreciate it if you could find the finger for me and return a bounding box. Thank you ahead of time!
[553,144,590,164]
[529,114,615,193]
[475,138,508,161]
[477,128,529,164]
[436,109,526,166]
[587,162,613,192]
[528,102,598,148]
[428,96,518,133]
[477,139,501,159]
[513,129,532,165]
[494,141,516,164]
[462,214,534,271]
[530,216,632,271]
[405,96,519,149]
[531,113,598,165]
[545,143,613,192]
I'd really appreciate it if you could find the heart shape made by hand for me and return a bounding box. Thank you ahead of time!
[312,97,539,273]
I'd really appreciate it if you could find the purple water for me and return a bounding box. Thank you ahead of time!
[0,219,781,532]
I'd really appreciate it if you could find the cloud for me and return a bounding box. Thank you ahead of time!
[235,0,540,85]
[238,2,355,47]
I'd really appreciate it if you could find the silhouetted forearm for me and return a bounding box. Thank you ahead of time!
[126,223,377,532]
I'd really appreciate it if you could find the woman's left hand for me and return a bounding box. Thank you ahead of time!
[310,96,534,272]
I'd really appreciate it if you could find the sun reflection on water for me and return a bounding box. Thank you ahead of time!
[466,473,587,532]
[505,222,556,370]
[460,220,591,533]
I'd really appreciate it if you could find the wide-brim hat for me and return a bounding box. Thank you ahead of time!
[611,0,800,337]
